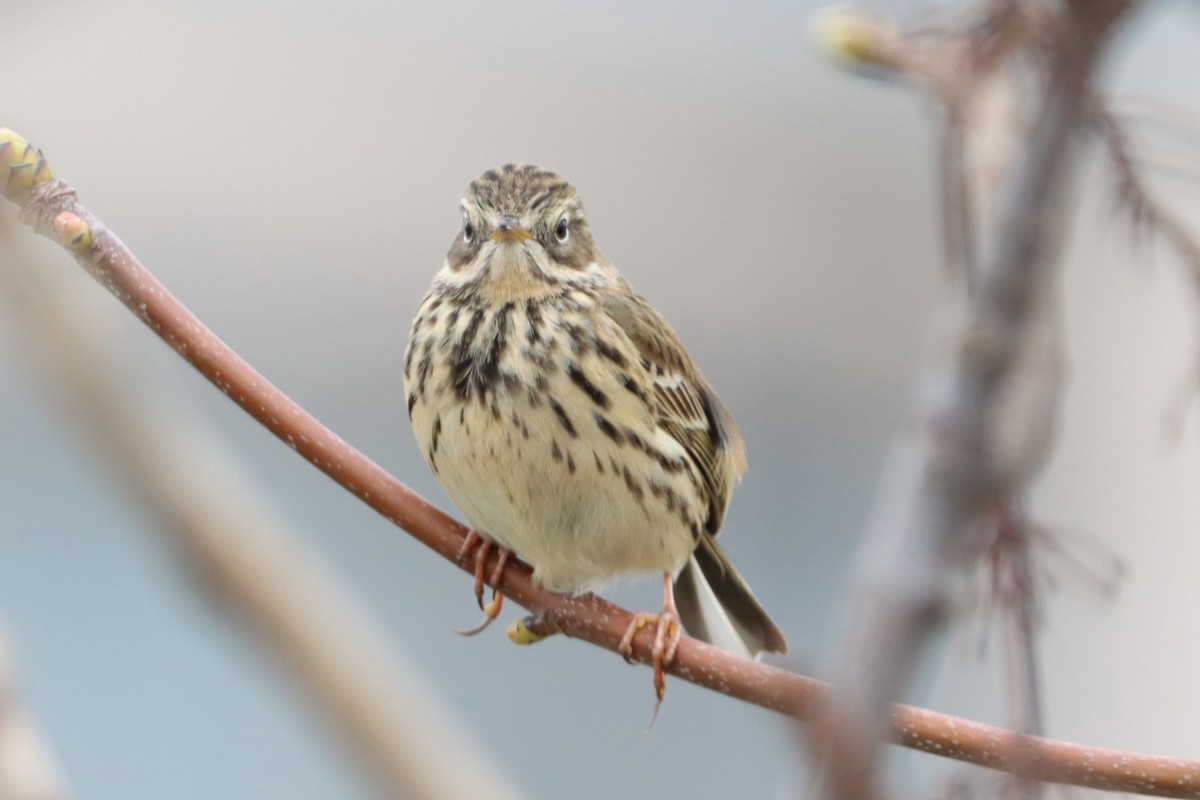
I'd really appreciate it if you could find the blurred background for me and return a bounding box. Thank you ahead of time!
[2,1,1199,797]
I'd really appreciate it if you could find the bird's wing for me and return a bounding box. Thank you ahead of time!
[599,279,746,535]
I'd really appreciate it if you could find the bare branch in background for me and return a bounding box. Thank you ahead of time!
[811,3,1138,799]
[0,232,524,800]
[0,634,66,800]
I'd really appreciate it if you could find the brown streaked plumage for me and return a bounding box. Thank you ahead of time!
[404,164,786,697]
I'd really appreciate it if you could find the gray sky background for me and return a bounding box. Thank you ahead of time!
[2,1,1200,797]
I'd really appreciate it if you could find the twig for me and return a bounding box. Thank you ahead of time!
[993,509,1046,800]
[3,122,1200,797]
[1094,97,1200,441]
[0,229,523,800]
[1097,102,1200,291]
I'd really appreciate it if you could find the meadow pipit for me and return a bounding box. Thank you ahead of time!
[404,165,787,698]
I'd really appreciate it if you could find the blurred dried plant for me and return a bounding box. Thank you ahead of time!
[811,1,1200,798]
[0,217,523,800]
[0,634,65,800]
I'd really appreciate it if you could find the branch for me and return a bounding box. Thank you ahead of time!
[3,127,1199,797]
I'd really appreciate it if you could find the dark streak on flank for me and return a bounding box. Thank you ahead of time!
[416,353,432,397]
[416,334,434,396]
[428,414,442,473]
[511,411,530,440]
[564,323,588,354]
[648,481,682,518]
[617,372,647,404]
[567,454,576,474]
[444,306,461,340]
[403,327,418,380]
[663,485,680,511]
[551,440,563,462]
[567,363,609,409]
[595,413,623,444]
[595,338,627,368]
[549,398,578,438]
[621,466,644,501]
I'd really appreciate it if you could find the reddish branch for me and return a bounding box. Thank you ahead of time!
[2,133,1199,797]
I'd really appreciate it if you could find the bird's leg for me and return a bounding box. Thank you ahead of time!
[452,530,512,637]
[618,571,682,705]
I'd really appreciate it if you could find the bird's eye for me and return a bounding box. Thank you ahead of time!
[463,217,475,244]
[554,217,570,244]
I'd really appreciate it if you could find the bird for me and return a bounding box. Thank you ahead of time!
[404,164,787,699]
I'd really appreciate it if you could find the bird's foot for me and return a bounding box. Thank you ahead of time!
[452,530,511,637]
[618,572,682,720]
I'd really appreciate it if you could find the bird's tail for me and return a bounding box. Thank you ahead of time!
[674,536,788,658]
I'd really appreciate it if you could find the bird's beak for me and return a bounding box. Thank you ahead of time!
[490,216,532,244]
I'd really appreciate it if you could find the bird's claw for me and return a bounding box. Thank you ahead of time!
[619,609,681,702]
[452,531,511,637]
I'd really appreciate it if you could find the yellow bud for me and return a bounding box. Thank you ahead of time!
[0,128,55,195]
[811,6,897,70]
